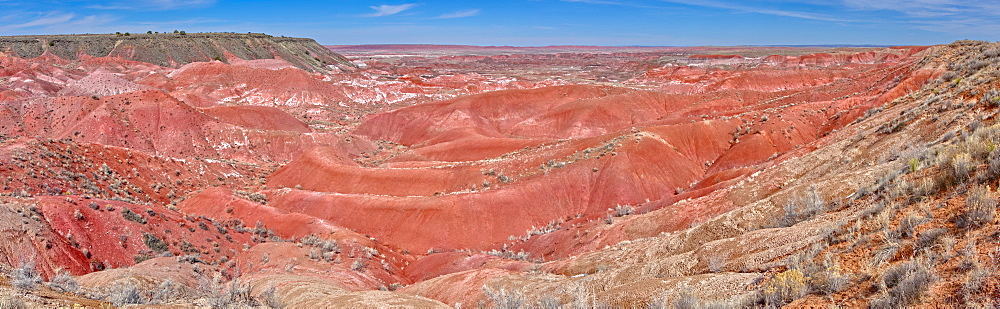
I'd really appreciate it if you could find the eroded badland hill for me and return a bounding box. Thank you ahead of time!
[0,35,998,308]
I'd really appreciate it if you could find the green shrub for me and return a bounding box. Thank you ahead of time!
[143,232,168,253]
[122,207,147,224]
[907,158,920,173]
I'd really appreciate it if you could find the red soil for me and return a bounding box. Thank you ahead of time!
[0,44,942,306]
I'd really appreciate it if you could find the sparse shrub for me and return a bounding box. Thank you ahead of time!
[527,220,560,236]
[321,239,340,253]
[667,290,700,309]
[351,259,366,271]
[896,212,925,239]
[961,184,997,228]
[761,269,809,307]
[987,148,1000,180]
[133,252,154,264]
[299,234,322,246]
[179,241,199,255]
[777,187,825,227]
[888,179,912,200]
[985,47,1000,59]
[939,71,958,83]
[486,248,531,261]
[958,240,977,271]
[0,297,26,309]
[961,59,987,72]
[913,177,940,200]
[227,280,255,306]
[914,228,947,252]
[614,204,635,217]
[152,279,180,303]
[979,89,1000,106]
[870,244,899,270]
[860,202,885,220]
[870,259,937,309]
[483,285,526,309]
[808,263,850,295]
[949,39,986,47]
[878,115,911,134]
[206,278,257,308]
[11,260,41,290]
[108,281,145,306]
[143,232,168,253]
[961,264,991,304]
[261,284,284,309]
[948,152,973,184]
[47,269,79,293]
[708,255,725,273]
[538,295,561,309]
[121,207,147,224]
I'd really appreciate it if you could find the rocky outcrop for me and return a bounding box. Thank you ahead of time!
[0,33,354,72]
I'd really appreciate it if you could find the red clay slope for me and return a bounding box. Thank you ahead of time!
[259,48,936,257]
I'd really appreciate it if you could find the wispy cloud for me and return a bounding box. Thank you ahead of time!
[0,13,75,31]
[842,0,982,16]
[435,9,480,19]
[562,0,697,11]
[0,12,117,33]
[562,0,625,4]
[841,0,1000,35]
[658,0,855,22]
[363,4,417,17]
[87,0,216,10]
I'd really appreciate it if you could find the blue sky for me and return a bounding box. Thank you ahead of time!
[0,0,998,46]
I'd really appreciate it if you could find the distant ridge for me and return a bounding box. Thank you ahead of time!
[0,32,354,72]
[326,44,677,55]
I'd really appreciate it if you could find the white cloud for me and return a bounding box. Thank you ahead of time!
[435,9,480,19]
[0,13,75,31]
[363,4,417,17]
[842,0,1000,18]
[840,0,1000,35]
[657,0,855,22]
[0,12,120,34]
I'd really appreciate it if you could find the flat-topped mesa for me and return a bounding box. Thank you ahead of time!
[0,32,355,72]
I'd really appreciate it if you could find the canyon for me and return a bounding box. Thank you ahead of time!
[0,34,998,308]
